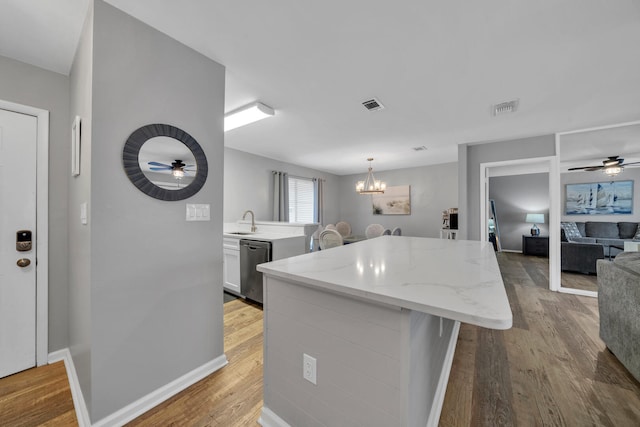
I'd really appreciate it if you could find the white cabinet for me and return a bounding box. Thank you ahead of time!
[223,238,241,294]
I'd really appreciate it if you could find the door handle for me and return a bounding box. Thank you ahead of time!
[16,258,31,268]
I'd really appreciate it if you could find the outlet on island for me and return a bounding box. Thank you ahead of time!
[303,353,317,385]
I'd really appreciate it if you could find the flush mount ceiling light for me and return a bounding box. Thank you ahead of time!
[355,158,386,195]
[224,102,275,132]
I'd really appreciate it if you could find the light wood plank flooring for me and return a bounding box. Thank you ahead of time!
[441,252,640,426]
[0,361,77,426]
[2,252,639,426]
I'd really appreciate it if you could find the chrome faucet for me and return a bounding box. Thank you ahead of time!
[242,210,257,232]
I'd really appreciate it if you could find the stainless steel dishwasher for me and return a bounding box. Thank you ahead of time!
[240,239,271,304]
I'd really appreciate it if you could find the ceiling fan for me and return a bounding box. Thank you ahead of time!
[567,155,640,176]
[148,159,195,178]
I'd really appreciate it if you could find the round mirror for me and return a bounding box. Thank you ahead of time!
[123,124,208,201]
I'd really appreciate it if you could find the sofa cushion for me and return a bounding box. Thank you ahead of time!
[576,222,586,236]
[561,222,582,241]
[614,251,640,275]
[635,225,640,240]
[585,221,619,238]
[618,222,639,239]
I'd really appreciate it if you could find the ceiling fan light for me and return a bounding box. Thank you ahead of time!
[173,168,185,178]
[604,166,622,176]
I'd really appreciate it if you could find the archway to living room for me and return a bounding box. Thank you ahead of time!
[480,156,561,293]
[556,120,640,297]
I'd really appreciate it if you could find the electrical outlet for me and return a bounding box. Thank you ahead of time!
[303,353,317,385]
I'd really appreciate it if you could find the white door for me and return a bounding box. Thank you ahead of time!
[0,108,37,378]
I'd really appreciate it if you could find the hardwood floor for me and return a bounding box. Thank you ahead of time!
[0,361,77,427]
[2,253,639,426]
[441,252,640,426]
[126,298,264,426]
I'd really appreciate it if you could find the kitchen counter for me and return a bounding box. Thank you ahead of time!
[223,231,305,242]
[258,235,511,329]
[257,236,512,427]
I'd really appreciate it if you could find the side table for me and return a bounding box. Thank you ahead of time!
[522,235,549,257]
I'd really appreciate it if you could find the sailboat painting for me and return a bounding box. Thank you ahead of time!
[565,180,633,215]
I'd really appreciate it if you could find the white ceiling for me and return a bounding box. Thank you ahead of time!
[2,0,640,175]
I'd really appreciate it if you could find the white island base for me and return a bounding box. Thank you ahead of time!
[256,237,511,427]
[259,277,460,427]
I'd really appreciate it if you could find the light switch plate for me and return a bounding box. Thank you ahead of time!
[186,204,210,221]
[80,202,88,225]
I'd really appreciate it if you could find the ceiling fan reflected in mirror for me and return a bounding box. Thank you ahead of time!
[148,159,195,179]
[567,156,640,177]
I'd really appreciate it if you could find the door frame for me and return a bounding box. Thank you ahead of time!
[480,156,560,293]
[0,99,49,366]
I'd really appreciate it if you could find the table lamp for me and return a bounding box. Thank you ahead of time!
[525,213,545,236]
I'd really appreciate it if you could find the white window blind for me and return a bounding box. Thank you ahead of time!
[288,177,315,223]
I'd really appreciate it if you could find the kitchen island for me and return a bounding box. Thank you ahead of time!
[257,236,511,427]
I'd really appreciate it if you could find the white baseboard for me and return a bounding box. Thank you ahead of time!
[49,349,228,427]
[48,349,91,427]
[258,406,291,427]
[426,320,461,427]
[501,249,522,253]
[93,354,228,427]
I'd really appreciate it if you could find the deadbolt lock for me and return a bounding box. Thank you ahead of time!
[16,230,32,252]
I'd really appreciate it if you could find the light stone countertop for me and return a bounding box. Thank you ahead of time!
[257,236,512,330]
[223,231,305,242]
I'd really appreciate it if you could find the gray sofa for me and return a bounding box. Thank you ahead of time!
[561,221,640,274]
[597,252,640,382]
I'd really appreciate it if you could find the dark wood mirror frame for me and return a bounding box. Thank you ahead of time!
[123,123,208,201]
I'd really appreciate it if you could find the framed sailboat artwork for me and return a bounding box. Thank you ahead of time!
[565,180,633,215]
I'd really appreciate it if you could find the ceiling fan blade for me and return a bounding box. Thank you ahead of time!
[584,166,604,171]
[621,161,640,166]
[148,161,171,167]
[567,165,602,171]
[149,166,172,171]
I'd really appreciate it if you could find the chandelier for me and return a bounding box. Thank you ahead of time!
[355,158,386,194]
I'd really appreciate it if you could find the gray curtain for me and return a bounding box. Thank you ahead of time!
[273,171,289,222]
[314,178,324,224]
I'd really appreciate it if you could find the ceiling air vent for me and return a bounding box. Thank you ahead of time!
[412,146,428,151]
[362,98,384,111]
[492,99,519,116]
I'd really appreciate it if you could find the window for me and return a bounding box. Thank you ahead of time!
[288,176,315,223]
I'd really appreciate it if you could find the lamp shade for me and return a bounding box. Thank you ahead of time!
[525,213,545,224]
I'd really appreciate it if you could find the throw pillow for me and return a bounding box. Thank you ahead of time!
[561,222,582,242]
[634,224,640,240]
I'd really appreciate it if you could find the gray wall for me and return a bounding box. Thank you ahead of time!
[224,147,341,224]
[561,168,640,223]
[68,2,94,411]
[0,55,70,351]
[70,1,226,421]
[338,162,458,237]
[489,173,550,251]
[459,135,556,240]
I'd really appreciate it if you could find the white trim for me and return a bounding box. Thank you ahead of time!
[479,156,560,293]
[555,120,640,295]
[558,287,598,298]
[426,320,461,427]
[0,99,49,367]
[501,249,522,253]
[49,349,91,427]
[549,139,562,292]
[92,354,228,427]
[258,406,291,427]
[556,119,640,136]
